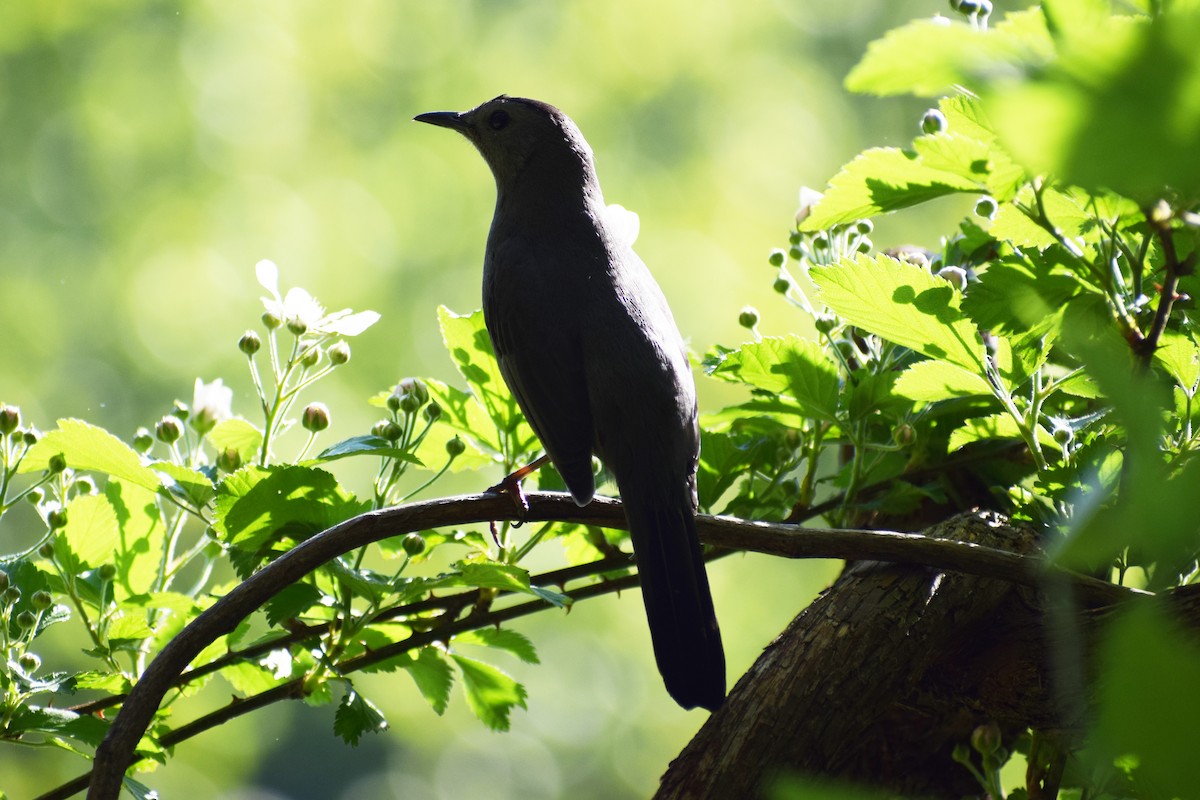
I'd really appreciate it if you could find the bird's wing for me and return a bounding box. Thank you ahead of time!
[486,301,597,506]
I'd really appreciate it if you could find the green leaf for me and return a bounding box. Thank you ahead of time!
[405,646,454,715]
[121,776,159,800]
[845,12,1052,98]
[61,493,120,570]
[7,705,110,748]
[311,435,422,465]
[213,465,369,555]
[894,360,992,402]
[19,419,161,491]
[811,254,987,373]
[456,627,540,664]
[706,335,840,421]
[1155,332,1200,392]
[151,461,215,508]
[1088,602,1200,798]
[948,413,1054,452]
[105,479,166,598]
[334,687,389,745]
[452,654,527,731]
[222,661,283,697]
[456,562,532,594]
[528,584,572,608]
[985,8,1200,200]
[438,306,536,454]
[264,582,325,626]
[801,147,979,230]
[206,418,263,463]
[961,256,1081,334]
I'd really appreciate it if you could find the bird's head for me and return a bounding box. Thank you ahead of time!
[415,96,596,191]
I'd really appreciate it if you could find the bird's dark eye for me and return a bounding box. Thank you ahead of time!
[488,110,510,131]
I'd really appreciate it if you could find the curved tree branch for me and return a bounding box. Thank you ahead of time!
[84,491,1145,799]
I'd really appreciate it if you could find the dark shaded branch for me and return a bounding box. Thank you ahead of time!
[1133,209,1185,367]
[85,491,1144,799]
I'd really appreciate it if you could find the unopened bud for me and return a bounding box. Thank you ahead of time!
[328,341,351,365]
[172,400,189,420]
[856,237,873,254]
[47,453,67,474]
[971,722,1002,756]
[2,586,20,605]
[974,196,997,219]
[813,314,837,335]
[893,423,916,446]
[921,108,947,135]
[773,277,791,294]
[98,563,118,581]
[373,420,402,442]
[262,311,282,330]
[738,306,760,329]
[394,378,430,414]
[812,233,829,251]
[47,508,68,529]
[768,249,786,268]
[31,590,52,610]
[132,427,154,453]
[0,404,19,435]
[70,476,97,496]
[1052,421,1074,445]
[445,435,466,458]
[16,610,36,630]
[22,429,39,446]
[238,330,262,356]
[302,403,331,433]
[0,570,8,592]
[37,541,54,559]
[300,347,321,368]
[855,219,874,235]
[286,318,309,336]
[156,416,183,444]
[217,447,242,472]
[401,533,426,557]
[18,652,41,672]
[424,402,443,422]
[936,266,968,291]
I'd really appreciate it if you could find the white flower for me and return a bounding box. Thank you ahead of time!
[256,259,380,337]
[191,378,233,434]
[796,186,825,224]
[605,204,640,247]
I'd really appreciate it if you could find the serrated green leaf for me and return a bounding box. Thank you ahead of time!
[62,493,120,570]
[213,465,369,555]
[894,360,992,402]
[105,479,165,598]
[405,646,454,715]
[528,584,572,608]
[456,628,540,664]
[961,257,1081,334]
[311,435,422,465]
[456,562,531,593]
[1156,332,1200,392]
[452,654,527,731]
[264,582,325,627]
[706,335,840,421]
[948,413,1056,452]
[7,705,110,747]
[206,418,263,463]
[19,419,161,491]
[151,461,215,508]
[222,661,282,697]
[801,147,979,230]
[69,671,132,693]
[812,254,987,373]
[845,12,1052,98]
[335,687,389,745]
[438,306,537,455]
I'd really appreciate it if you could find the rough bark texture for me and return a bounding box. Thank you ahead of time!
[656,510,1200,799]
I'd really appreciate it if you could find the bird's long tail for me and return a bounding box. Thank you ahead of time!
[619,478,725,711]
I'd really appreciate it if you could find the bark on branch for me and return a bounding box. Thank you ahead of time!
[85,494,1145,799]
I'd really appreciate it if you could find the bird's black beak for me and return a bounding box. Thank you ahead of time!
[414,110,468,131]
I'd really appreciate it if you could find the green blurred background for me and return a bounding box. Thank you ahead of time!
[1,1,985,797]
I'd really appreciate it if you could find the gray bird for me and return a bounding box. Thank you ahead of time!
[415,96,725,711]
